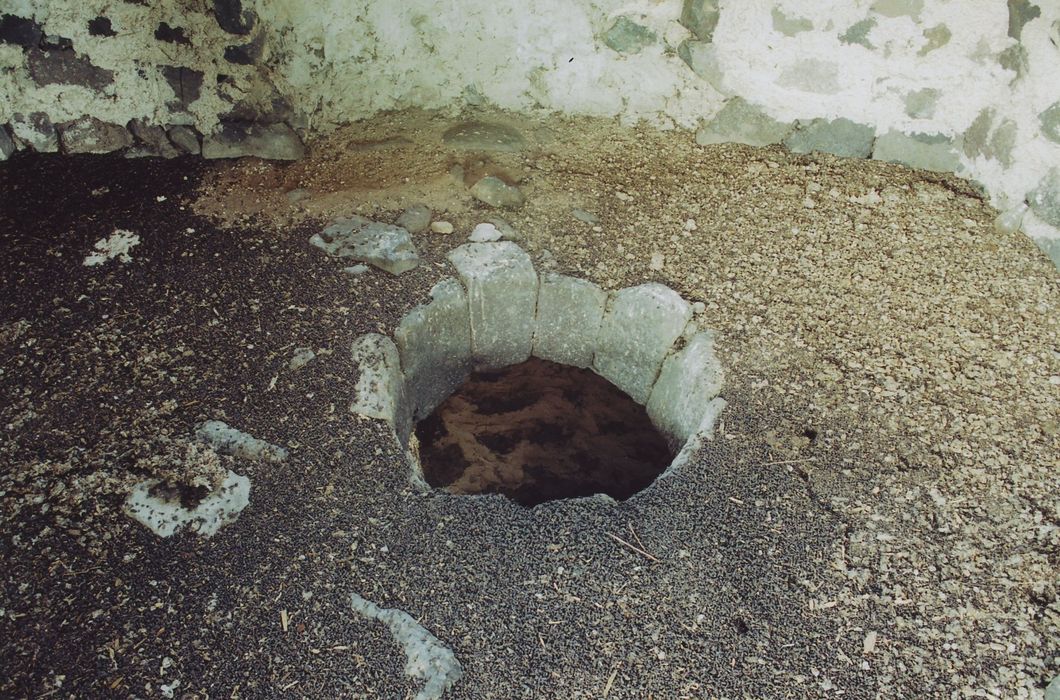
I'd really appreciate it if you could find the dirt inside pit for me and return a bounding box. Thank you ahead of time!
[414,357,674,506]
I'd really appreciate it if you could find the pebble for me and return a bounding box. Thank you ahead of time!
[803,197,816,209]
[343,264,370,276]
[469,223,502,242]
[430,221,455,234]
[649,252,665,270]
[572,208,600,224]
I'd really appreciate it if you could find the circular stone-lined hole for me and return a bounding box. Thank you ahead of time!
[414,357,674,507]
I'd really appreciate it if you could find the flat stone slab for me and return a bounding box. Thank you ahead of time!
[784,118,875,159]
[125,469,250,538]
[593,283,692,404]
[646,331,724,445]
[872,131,962,173]
[696,98,792,148]
[533,273,606,369]
[310,218,420,275]
[470,176,525,209]
[395,278,473,422]
[442,121,525,152]
[202,122,305,160]
[351,333,411,444]
[447,242,538,371]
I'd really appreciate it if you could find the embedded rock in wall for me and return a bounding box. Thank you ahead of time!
[1040,103,1060,144]
[213,0,257,35]
[1028,169,1060,228]
[161,66,204,112]
[0,127,15,161]
[0,14,43,48]
[784,118,875,159]
[59,117,133,154]
[696,98,792,147]
[10,112,58,153]
[602,17,656,54]
[680,0,720,42]
[128,119,179,158]
[202,122,305,160]
[168,125,202,155]
[873,131,963,173]
[27,48,114,90]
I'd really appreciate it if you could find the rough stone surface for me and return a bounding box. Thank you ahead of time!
[168,125,201,155]
[532,273,607,369]
[655,397,726,481]
[350,333,411,444]
[998,44,1029,79]
[680,0,720,42]
[593,283,693,404]
[470,176,525,209]
[872,131,963,173]
[27,49,114,90]
[124,469,250,539]
[441,121,524,152]
[129,119,179,158]
[447,242,538,371]
[310,218,420,275]
[202,122,305,160]
[904,88,940,119]
[918,23,951,55]
[397,204,432,233]
[784,118,875,158]
[10,112,58,153]
[646,331,724,445]
[214,0,256,35]
[395,278,472,421]
[195,420,288,463]
[1039,102,1060,144]
[1028,169,1060,228]
[603,17,656,54]
[840,17,876,47]
[696,98,792,147]
[0,14,43,47]
[0,127,14,161]
[58,117,133,154]
[1007,0,1041,40]
[677,40,727,92]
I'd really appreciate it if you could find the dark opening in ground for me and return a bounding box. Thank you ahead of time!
[414,357,674,507]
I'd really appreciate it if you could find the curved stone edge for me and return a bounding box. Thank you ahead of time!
[653,397,727,483]
[348,241,728,497]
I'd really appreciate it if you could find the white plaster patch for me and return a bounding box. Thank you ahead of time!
[125,470,250,538]
[350,593,463,700]
[83,229,140,266]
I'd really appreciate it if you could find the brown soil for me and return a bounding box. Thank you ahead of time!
[415,358,673,506]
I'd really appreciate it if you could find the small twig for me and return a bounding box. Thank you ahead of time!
[603,667,619,697]
[607,532,660,563]
[763,458,818,466]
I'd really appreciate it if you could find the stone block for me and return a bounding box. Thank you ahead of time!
[129,119,179,158]
[646,332,724,445]
[873,131,962,173]
[680,0,720,42]
[696,98,792,148]
[1039,102,1060,144]
[310,218,420,275]
[784,118,875,159]
[168,125,201,155]
[350,333,411,444]
[533,273,607,369]
[603,17,656,54]
[395,278,473,421]
[677,40,727,93]
[202,121,304,160]
[10,112,58,153]
[58,117,133,154]
[27,49,113,90]
[593,283,692,404]
[1029,168,1060,228]
[447,242,538,371]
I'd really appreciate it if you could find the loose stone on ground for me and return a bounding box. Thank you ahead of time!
[310,218,421,275]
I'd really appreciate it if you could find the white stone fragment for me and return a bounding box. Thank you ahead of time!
[349,593,463,700]
[447,242,538,370]
[646,331,725,445]
[395,278,473,421]
[310,218,420,275]
[532,273,606,368]
[194,421,288,463]
[593,283,692,404]
[469,223,501,242]
[124,470,250,538]
[350,333,411,444]
[83,229,140,266]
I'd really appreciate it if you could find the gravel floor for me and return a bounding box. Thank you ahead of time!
[1,110,1057,699]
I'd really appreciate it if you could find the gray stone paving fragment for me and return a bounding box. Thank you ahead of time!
[647,331,724,445]
[533,273,607,369]
[470,176,525,209]
[447,242,538,371]
[696,98,793,148]
[1029,168,1060,228]
[395,278,473,421]
[202,121,305,160]
[59,117,133,154]
[350,333,411,444]
[397,204,432,234]
[442,121,525,152]
[784,118,875,158]
[593,283,692,404]
[310,218,420,275]
[872,131,963,173]
[195,420,288,463]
